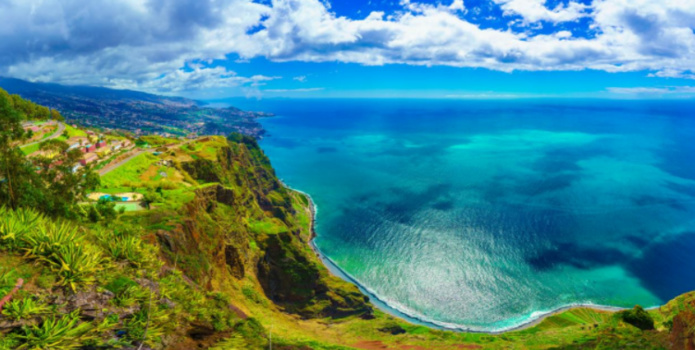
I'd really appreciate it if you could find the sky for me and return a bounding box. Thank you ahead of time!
[0,0,694,99]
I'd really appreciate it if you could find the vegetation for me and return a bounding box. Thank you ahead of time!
[619,305,656,330]
[1,93,694,349]
[0,88,99,219]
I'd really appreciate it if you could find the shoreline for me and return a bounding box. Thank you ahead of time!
[286,184,648,334]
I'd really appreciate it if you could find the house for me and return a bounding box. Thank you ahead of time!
[86,144,96,152]
[80,153,99,166]
[96,140,107,149]
[97,148,111,157]
[67,142,81,151]
[112,144,122,152]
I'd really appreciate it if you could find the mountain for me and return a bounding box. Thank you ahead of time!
[0,77,269,138]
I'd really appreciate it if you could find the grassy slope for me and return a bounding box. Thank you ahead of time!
[2,132,694,349]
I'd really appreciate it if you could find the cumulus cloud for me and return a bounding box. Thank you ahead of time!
[0,0,694,92]
[492,0,589,24]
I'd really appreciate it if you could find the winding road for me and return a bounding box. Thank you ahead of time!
[21,122,65,149]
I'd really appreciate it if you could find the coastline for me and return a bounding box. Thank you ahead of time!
[286,184,640,334]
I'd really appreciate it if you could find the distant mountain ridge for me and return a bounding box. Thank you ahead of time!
[0,77,262,137]
[0,77,199,106]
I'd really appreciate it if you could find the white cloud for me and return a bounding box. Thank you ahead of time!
[449,0,465,12]
[293,75,308,82]
[0,0,694,92]
[648,69,695,80]
[492,0,589,24]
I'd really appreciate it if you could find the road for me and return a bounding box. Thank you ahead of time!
[98,138,199,176]
[21,122,65,149]
[98,148,152,176]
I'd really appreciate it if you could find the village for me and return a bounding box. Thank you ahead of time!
[18,120,220,213]
[21,121,134,174]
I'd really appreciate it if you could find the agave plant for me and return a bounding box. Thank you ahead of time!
[22,221,80,259]
[0,207,42,251]
[122,298,169,347]
[15,310,95,350]
[43,243,104,292]
[1,297,50,321]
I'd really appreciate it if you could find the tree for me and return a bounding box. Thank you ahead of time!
[0,88,100,218]
[141,188,162,210]
[0,90,32,209]
[619,305,655,330]
[50,109,64,122]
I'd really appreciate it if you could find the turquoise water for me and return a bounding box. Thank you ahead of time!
[250,99,695,331]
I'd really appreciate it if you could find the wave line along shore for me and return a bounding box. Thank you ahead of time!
[283,183,651,334]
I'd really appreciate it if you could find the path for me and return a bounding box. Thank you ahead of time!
[21,122,65,148]
[98,148,151,176]
[98,138,199,176]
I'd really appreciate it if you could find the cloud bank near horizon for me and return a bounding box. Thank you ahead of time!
[0,0,694,94]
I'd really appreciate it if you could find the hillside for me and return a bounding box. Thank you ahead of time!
[1,91,695,349]
[0,77,270,138]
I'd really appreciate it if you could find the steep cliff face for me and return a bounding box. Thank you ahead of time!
[159,134,371,320]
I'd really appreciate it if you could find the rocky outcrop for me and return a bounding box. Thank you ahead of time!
[670,309,695,350]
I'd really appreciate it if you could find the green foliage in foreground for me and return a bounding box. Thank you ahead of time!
[619,305,656,330]
[0,206,250,349]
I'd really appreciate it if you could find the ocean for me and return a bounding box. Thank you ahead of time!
[240,98,695,331]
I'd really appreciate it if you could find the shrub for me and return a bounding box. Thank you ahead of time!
[15,310,94,349]
[0,207,42,251]
[45,243,103,292]
[98,227,158,268]
[22,221,79,258]
[619,305,655,330]
[1,297,49,321]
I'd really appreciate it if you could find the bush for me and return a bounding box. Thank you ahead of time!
[22,220,103,292]
[1,297,50,321]
[0,207,42,251]
[619,305,655,330]
[15,310,94,349]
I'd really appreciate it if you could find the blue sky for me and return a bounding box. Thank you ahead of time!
[0,0,694,99]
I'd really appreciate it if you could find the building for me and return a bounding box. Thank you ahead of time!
[96,140,107,149]
[80,153,99,166]
[97,148,111,157]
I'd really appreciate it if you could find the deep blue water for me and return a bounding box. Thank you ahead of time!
[244,99,695,331]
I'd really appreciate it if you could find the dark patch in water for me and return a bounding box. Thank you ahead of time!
[316,146,337,153]
[625,234,650,248]
[631,195,687,211]
[666,181,695,198]
[515,173,579,196]
[531,142,608,174]
[526,242,628,271]
[627,232,695,301]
